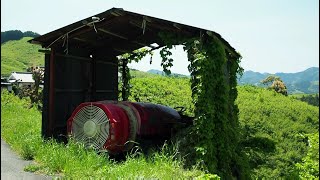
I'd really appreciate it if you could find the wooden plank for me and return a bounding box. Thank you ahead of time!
[98,28,128,40]
[55,53,92,62]
[38,49,51,54]
[95,90,114,93]
[55,89,86,93]
[96,61,117,66]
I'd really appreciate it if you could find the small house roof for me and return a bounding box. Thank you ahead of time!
[7,72,34,83]
[28,7,240,58]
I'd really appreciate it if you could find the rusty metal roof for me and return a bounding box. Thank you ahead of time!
[29,7,240,58]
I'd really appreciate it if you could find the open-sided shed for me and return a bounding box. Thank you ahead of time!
[29,7,240,140]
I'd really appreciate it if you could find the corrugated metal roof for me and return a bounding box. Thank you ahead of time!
[29,7,240,58]
[7,72,34,83]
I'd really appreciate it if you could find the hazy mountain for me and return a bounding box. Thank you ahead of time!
[147,69,189,78]
[238,67,319,94]
[147,67,319,94]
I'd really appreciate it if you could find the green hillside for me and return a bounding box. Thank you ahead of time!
[128,74,319,179]
[236,85,318,178]
[1,67,318,178]
[1,37,44,76]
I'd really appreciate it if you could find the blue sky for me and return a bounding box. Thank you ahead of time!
[1,0,319,74]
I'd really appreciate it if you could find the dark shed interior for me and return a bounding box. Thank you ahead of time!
[29,7,239,140]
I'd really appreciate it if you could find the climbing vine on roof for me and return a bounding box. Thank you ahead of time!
[120,31,249,178]
[159,31,249,179]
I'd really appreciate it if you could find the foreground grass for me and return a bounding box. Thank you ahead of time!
[1,91,214,179]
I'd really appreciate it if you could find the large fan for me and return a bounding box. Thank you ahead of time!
[71,103,110,150]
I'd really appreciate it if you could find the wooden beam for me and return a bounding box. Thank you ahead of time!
[129,20,152,31]
[38,49,51,54]
[131,41,153,48]
[73,37,87,42]
[173,23,182,30]
[129,20,141,28]
[55,17,118,42]
[97,27,155,48]
[98,28,128,40]
[73,37,99,47]
[113,48,130,53]
[110,8,125,16]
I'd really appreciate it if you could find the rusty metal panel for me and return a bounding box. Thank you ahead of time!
[52,54,91,140]
[93,59,118,101]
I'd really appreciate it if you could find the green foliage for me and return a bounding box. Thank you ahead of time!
[118,48,153,101]
[129,75,194,116]
[295,132,319,179]
[1,30,24,43]
[14,66,44,110]
[160,46,174,75]
[131,69,160,78]
[156,31,249,179]
[237,85,319,178]
[1,30,40,44]
[129,75,319,179]
[118,58,131,101]
[1,37,44,75]
[1,90,209,179]
[3,74,318,179]
[291,93,319,107]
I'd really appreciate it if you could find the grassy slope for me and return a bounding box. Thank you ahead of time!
[236,85,318,178]
[1,37,44,76]
[127,74,319,178]
[129,75,194,116]
[1,67,318,178]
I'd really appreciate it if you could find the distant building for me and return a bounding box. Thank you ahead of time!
[7,72,34,88]
[1,77,13,92]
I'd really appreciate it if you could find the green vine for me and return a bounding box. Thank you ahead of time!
[159,46,174,75]
[118,48,153,101]
[159,32,249,179]
[118,31,248,178]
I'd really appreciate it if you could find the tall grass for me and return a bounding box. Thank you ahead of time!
[1,90,215,179]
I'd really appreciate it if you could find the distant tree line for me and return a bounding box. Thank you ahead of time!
[295,94,319,107]
[1,30,40,44]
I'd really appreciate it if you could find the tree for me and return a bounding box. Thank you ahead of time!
[1,30,41,44]
[261,75,288,96]
[1,30,23,43]
[23,31,40,38]
[16,66,44,109]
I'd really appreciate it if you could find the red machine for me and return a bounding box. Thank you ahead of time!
[67,101,190,154]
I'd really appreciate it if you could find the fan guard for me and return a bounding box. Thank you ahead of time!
[71,104,110,150]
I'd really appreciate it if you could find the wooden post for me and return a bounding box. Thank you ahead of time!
[48,49,55,137]
[122,59,128,101]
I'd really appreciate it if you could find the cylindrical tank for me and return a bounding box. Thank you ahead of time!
[67,101,183,154]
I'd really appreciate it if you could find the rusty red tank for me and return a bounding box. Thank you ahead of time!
[67,101,186,154]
